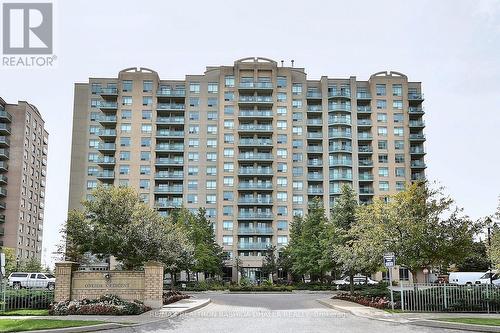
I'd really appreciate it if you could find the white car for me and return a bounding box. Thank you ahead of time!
[334,275,379,285]
[474,271,500,285]
[8,272,56,290]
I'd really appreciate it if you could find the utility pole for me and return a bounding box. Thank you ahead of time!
[486,217,493,285]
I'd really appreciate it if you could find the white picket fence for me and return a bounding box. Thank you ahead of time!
[398,283,500,313]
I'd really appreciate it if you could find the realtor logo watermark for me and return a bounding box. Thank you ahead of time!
[2,2,56,67]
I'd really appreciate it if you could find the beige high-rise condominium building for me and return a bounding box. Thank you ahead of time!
[68,57,425,281]
[0,98,48,262]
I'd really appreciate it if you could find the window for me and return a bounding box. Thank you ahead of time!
[206,180,216,190]
[277,76,287,88]
[120,124,131,133]
[392,84,402,97]
[187,180,198,190]
[277,192,288,202]
[188,139,199,148]
[208,83,218,94]
[277,206,288,216]
[139,179,150,190]
[206,166,217,175]
[122,96,132,106]
[141,124,152,133]
[277,163,287,173]
[292,181,303,190]
[394,127,404,136]
[206,152,217,162]
[207,126,217,134]
[277,177,288,187]
[189,97,199,107]
[87,166,98,176]
[395,154,405,163]
[88,139,99,149]
[395,167,405,177]
[393,100,403,109]
[188,166,198,176]
[223,176,234,187]
[378,140,388,150]
[292,83,302,95]
[140,151,151,161]
[376,84,386,96]
[143,80,152,92]
[399,267,410,281]
[140,137,151,147]
[223,206,233,216]
[376,99,387,109]
[189,82,200,93]
[121,110,132,120]
[378,167,389,177]
[140,165,151,175]
[224,91,234,101]
[119,165,130,175]
[277,92,287,102]
[223,221,233,231]
[277,236,288,246]
[277,107,287,116]
[207,97,218,107]
[187,194,198,204]
[378,127,387,136]
[292,99,302,109]
[122,80,132,92]
[188,152,199,161]
[207,111,217,120]
[142,110,152,120]
[189,125,199,134]
[292,112,303,122]
[379,181,389,191]
[86,180,97,189]
[292,195,303,204]
[277,120,287,130]
[277,220,288,231]
[292,126,303,135]
[224,120,234,129]
[222,236,233,246]
[223,191,233,201]
[277,134,287,144]
[207,139,217,148]
[277,148,287,159]
[142,96,152,106]
[394,113,404,123]
[394,140,404,150]
[396,181,405,191]
[224,106,234,115]
[292,167,303,176]
[119,151,130,161]
[377,113,387,123]
[223,148,234,158]
[120,137,130,147]
[224,134,234,143]
[189,111,199,120]
[378,154,388,163]
[88,153,98,162]
[223,163,234,172]
[224,76,235,88]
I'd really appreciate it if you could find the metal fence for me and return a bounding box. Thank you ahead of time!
[0,280,54,312]
[399,283,500,313]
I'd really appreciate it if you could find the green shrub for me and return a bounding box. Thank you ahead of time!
[49,295,150,315]
[229,285,293,292]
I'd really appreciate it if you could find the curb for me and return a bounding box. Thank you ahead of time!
[16,323,132,333]
[316,299,406,324]
[174,298,212,316]
[411,320,500,333]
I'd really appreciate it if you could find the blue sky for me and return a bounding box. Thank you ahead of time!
[1,0,499,266]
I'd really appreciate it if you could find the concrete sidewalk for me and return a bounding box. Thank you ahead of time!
[2,298,211,333]
[317,297,500,332]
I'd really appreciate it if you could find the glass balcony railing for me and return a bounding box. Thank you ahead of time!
[238,96,273,103]
[359,188,374,195]
[0,187,7,196]
[155,201,182,208]
[239,139,273,146]
[97,129,116,137]
[154,186,183,193]
[408,93,424,100]
[307,160,323,167]
[357,119,372,126]
[156,144,184,151]
[307,105,323,112]
[328,117,351,125]
[330,173,353,181]
[237,227,274,235]
[358,146,373,153]
[307,146,323,152]
[157,89,186,97]
[157,103,185,110]
[238,124,273,131]
[329,145,352,153]
[329,130,352,138]
[330,159,353,167]
[156,130,184,137]
[238,197,273,204]
[409,133,426,140]
[328,91,351,98]
[97,143,116,151]
[307,119,323,126]
[0,149,9,158]
[358,160,374,167]
[155,172,184,179]
[356,92,371,99]
[97,156,116,164]
[238,153,273,160]
[238,168,273,175]
[409,120,425,127]
[410,147,425,154]
[238,212,273,219]
[409,107,424,114]
[156,117,185,124]
[306,92,322,99]
[98,101,118,109]
[0,137,11,147]
[358,133,373,140]
[155,158,184,165]
[0,162,8,171]
[307,173,324,180]
[307,188,324,195]
[97,115,117,123]
[238,183,273,190]
[239,110,273,117]
[307,132,323,139]
[96,171,115,179]
[239,82,273,89]
[328,104,351,112]
[411,160,426,168]
[359,174,374,181]
[357,106,372,113]
[0,111,12,122]
[237,242,272,250]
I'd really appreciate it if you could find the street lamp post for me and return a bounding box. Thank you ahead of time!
[486,217,493,285]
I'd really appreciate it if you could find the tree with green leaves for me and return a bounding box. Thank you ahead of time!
[1,247,17,277]
[455,241,490,272]
[20,257,43,273]
[261,246,278,281]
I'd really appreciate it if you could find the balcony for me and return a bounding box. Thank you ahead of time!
[356,92,371,100]
[0,149,9,160]
[98,87,118,98]
[238,242,272,250]
[409,133,426,141]
[411,173,425,181]
[330,173,353,181]
[239,139,273,147]
[307,105,323,112]
[238,96,273,105]
[154,186,183,194]
[155,172,184,180]
[238,82,273,91]
[411,160,427,169]
[156,117,185,124]
[357,119,372,127]
[307,160,323,167]
[157,89,186,98]
[330,159,353,167]
[306,92,322,99]
[0,136,10,147]
[156,130,185,138]
[96,171,114,180]
[328,104,351,112]
[410,147,426,155]
[0,214,4,223]
[238,110,273,118]
[358,133,373,140]
[329,145,352,153]
[97,115,117,125]
[307,132,323,140]
[97,143,116,152]
[358,160,374,167]
[97,129,117,139]
[307,187,324,195]
[238,212,273,220]
[0,162,8,172]
[238,153,273,161]
[238,198,273,205]
[409,107,425,115]
[307,173,324,181]
[358,146,373,154]
[238,182,273,190]
[0,111,12,122]
[0,124,11,135]
[408,93,424,101]
[0,175,7,185]
[238,168,273,176]
[359,173,374,181]
[238,124,273,132]
[359,188,375,195]
[237,227,274,235]
[155,201,182,209]
[328,91,351,99]
[156,144,184,152]
[0,202,5,209]
[328,116,351,125]
[329,131,352,139]
[97,156,116,166]
[155,158,184,166]
[306,119,323,126]
[157,103,185,111]
[98,101,118,111]
[409,120,425,128]
[307,146,323,153]
[357,106,372,113]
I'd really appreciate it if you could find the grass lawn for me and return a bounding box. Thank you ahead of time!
[0,309,49,316]
[435,318,500,327]
[0,319,105,332]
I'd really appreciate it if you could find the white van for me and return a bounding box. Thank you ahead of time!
[448,272,485,285]
[474,271,500,285]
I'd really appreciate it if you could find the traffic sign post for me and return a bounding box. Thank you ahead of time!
[384,253,396,311]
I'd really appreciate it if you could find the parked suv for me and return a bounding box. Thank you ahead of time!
[7,272,56,290]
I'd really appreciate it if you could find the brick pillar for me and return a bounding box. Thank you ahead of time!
[143,261,164,308]
[54,262,77,302]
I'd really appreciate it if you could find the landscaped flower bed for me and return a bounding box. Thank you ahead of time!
[163,290,190,305]
[49,295,151,315]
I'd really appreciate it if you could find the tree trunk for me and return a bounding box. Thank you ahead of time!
[187,271,190,282]
[170,272,177,290]
[349,273,354,295]
[411,270,418,283]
